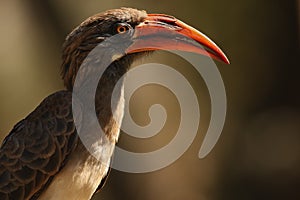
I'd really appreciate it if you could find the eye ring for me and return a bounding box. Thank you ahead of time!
[116,24,130,34]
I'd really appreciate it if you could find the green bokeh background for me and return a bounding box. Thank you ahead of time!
[0,1,299,199]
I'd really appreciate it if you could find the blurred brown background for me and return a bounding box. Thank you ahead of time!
[0,0,299,200]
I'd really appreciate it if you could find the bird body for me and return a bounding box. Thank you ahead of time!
[39,84,125,200]
[38,140,110,200]
[0,91,78,200]
[0,7,229,200]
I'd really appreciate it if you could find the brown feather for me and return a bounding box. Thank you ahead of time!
[0,91,79,200]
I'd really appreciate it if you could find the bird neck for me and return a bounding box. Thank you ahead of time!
[94,63,127,142]
[61,43,139,141]
[68,56,132,142]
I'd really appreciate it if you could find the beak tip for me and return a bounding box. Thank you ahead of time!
[216,47,230,64]
[223,55,230,64]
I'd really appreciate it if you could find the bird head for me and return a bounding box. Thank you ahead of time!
[61,7,229,90]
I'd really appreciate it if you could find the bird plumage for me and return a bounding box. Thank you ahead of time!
[0,7,229,200]
[61,7,147,90]
[0,91,78,199]
[0,8,146,200]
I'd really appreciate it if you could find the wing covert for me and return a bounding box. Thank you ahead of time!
[0,90,81,200]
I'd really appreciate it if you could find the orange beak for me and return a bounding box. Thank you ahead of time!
[126,14,230,64]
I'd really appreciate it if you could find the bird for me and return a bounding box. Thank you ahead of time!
[0,7,229,200]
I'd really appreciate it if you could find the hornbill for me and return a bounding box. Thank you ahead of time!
[0,7,229,200]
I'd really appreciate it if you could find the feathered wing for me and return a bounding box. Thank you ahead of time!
[0,91,80,200]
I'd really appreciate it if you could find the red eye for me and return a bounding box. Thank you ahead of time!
[116,25,129,33]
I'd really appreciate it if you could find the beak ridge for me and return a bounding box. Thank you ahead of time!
[127,14,230,64]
